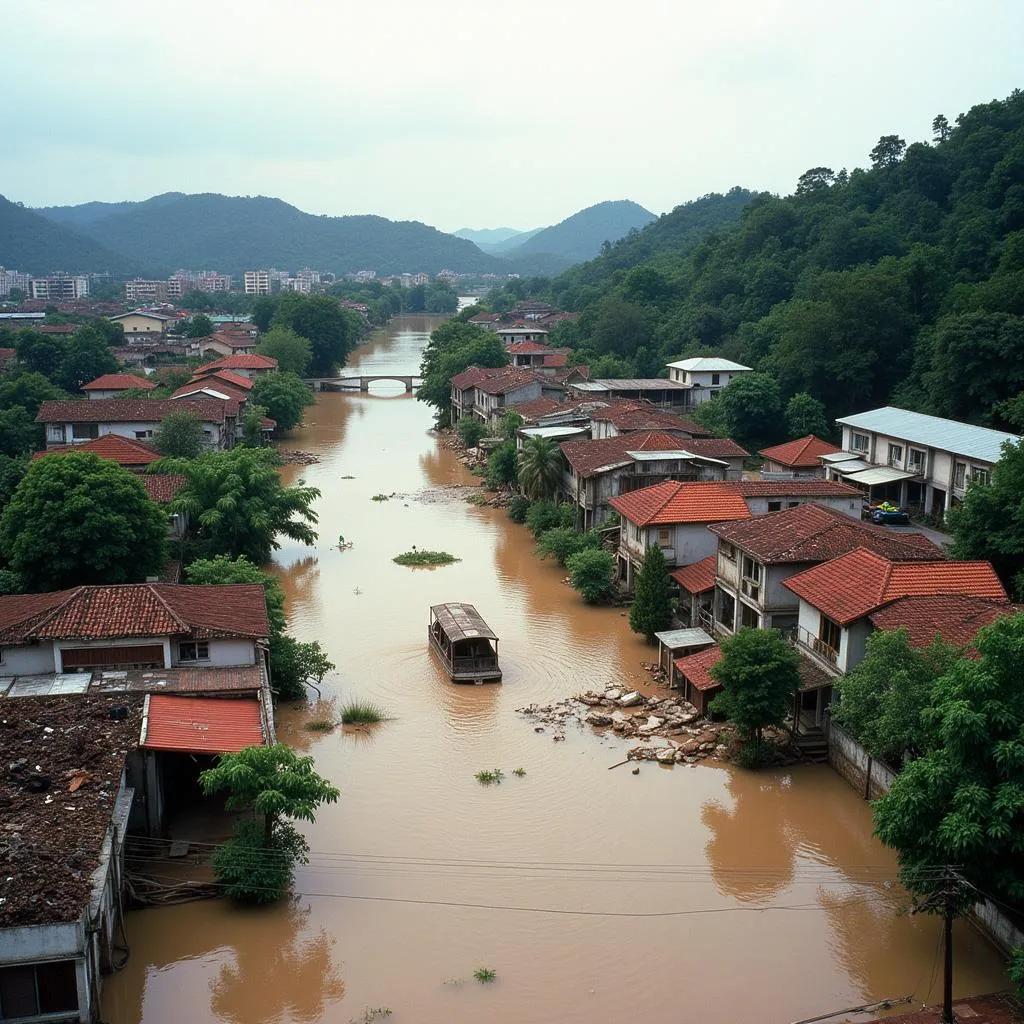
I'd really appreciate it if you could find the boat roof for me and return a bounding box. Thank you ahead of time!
[430,603,498,642]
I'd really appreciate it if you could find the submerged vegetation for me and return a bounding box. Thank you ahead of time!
[392,549,459,566]
[340,700,386,725]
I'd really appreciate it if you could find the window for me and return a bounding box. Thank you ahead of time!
[657,528,672,546]
[711,373,721,386]
[135,430,153,439]
[908,448,925,472]
[178,641,210,662]
[954,462,967,489]
[740,602,760,629]
[767,501,782,512]
[741,556,761,601]
[815,615,841,663]
[851,432,869,453]
[717,589,736,631]
[720,542,736,562]
[72,422,99,440]
[0,961,78,1019]
[787,501,800,508]
[887,443,904,467]
[971,467,990,486]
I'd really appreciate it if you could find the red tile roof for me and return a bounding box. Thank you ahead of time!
[542,352,569,368]
[37,324,79,334]
[609,480,753,526]
[868,595,1015,649]
[36,398,230,425]
[759,434,841,468]
[191,368,253,390]
[589,405,709,437]
[508,397,564,420]
[172,382,249,404]
[561,431,689,478]
[474,367,540,395]
[680,437,750,459]
[141,694,264,753]
[82,373,156,392]
[671,555,717,594]
[197,353,278,371]
[709,503,943,563]
[31,433,160,465]
[140,474,187,503]
[728,479,860,497]
[0,584,270,642]
[674,645,723,692]
[506,341,554,355]
[450,366,504,391]
[783,548,1008,624]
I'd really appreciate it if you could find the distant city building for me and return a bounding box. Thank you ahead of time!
[354,270,376,282]
[125,279,170,304]
[282,277,311,293]
[0,267,30,297]
[29,274,89,300]
[243,270,271,296]
[296,268,320,286]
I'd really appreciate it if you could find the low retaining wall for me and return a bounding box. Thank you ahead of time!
[825,717,1024,955]
[826,719,897,800]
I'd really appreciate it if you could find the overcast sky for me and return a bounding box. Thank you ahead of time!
[3,0,1022,233]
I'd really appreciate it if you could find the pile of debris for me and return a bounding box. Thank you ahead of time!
[277,449,320,465]
[517,687,735,765]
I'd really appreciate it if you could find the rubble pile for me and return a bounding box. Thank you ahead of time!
[518,687,735,765]
[277,449,321,465]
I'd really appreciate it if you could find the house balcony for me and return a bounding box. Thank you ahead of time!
[794,626,841,677]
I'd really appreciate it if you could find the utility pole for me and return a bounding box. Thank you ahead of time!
[941,870,956,1024]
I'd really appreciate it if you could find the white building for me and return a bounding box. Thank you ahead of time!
[828,407,1021,515]
[29,275,90,300]
[243,270,271,295]
[664,357,752,406]
[0,266,30,297]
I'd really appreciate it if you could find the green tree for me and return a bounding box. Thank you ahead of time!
[167,447,319,563]
[832,629,962,766]
[57,326,119,392]
[15,330,67,381]
[932,114,952,144]
[0,453,168,590]
[250,371,315,432]
[784,392,829,440]
[535,526,599,566]
[869,134,907,170]
[418,321,509,424]
[629,544,674,643]
[498,408,524,442]
[256,327,313,376]
[517,435,564,500]
[200,744,340,903]
[457,417,486,448]
[709,628,801,747]
[184,554,333,700]
[184,313,215,339]
[525,499,575,538]
[566,548,616,604]
[947,438,1024,591]
[795,167,835,196]
[239,403,268,447]
[486,441,518,488]
[693,372,783,448]
[152,410,206,458]
[271,294,361,376]
[873,613,1024,906]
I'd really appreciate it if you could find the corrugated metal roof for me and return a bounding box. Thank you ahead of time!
[845,466,917,486]
[654,627,715,649]
[430,603,498,643]
[830,458,874,474]
[665,358,752,372]
[141,694,264,753]
[836,407,1020,464]
[821,451,863,464]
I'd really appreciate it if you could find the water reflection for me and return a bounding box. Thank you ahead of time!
[209,903,345,1023]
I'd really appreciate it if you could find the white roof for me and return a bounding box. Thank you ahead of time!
[654,627,714,649]
[518,425,586,439]
[821,451,863,464]
[830,459,875,475]
[110,310,172,322]
[665,357,752,373]
[844,466,917,486]
[836,407,1020,465]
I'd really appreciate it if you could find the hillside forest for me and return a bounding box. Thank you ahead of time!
[486,90,1024,443]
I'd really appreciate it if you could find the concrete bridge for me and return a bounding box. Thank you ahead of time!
[306,375,422,393]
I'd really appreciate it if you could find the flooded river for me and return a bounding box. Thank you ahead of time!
[104,316,1008,1024]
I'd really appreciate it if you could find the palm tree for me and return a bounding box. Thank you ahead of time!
[517,435,564,500]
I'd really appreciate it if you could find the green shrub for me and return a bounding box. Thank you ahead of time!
[525,500,562,538]
[393,550,459,566]
[211,819,306,904]
[341,701,385,724]
[535,527,600,567]
[733,739,777,769]
[507,495,531,522]
[486,442,518,489]
[566,548,616,604]
[473,968,497,984]
[457,417,486,448]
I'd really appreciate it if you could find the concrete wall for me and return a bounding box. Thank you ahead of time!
[171,638,257,667]
[743,494,861,518]
[839,618,872,674]
[2,641,57,674]
[46,421,224,449]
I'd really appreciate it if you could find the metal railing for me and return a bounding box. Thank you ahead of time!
[452,656,500,673]
[795,625,839,665]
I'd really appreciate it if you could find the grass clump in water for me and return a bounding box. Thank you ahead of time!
[475,768,504,785]
[350,1010,392,1023]
[341,701,385,725]
[393,550,459,566]
[473,967,497,984]
[512,767,527,777]
[304,718,336,732]
[466,492,488,506]
[371,493,390,502]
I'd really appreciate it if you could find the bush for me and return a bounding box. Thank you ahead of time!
[525,499,576,538]
[566,548,616,604]
[486,442,518,489]
[536,527,600,567]
[507,495,531,522]
[210,818,307,904]
[393,549,459,566]
[341,700,385,724]
[457,418,486,449]
[733,739,777,769]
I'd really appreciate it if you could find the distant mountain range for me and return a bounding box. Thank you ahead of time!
[7,192,660,279]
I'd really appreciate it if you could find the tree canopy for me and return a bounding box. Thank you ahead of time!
[250,371,315,432]
[566,548,616,604]
[629,544,674,642]
[255,326,313,376]
[0,452,168,590]
[152,409,206,458]
[166,447,320,563]
[517,435,564,500]
[417,320,509,423]
[269,294,363,376]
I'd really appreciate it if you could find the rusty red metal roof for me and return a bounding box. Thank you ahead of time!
[671,555,717,594]
[31,433,160,465]
[141,694,264,753]
[758,434,841,467]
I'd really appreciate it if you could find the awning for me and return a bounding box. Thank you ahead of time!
[140,694,265,753]
[829,459,874,475]
[844,466,917,486]
[821,451,863,464]
[654,627,715,650]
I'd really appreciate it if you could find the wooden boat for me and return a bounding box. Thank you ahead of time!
[428,603,502,683]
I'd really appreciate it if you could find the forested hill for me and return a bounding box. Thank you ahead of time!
[539,90,1024,433]
[0,195,139,276]
[501,200,656,264]
[33,193,502,276]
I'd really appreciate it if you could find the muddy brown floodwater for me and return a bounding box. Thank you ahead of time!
[104,316,1009,1024]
